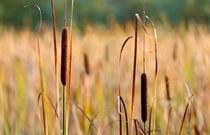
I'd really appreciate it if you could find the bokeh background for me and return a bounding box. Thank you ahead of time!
[0,0,210,135]
[0,0,210,29]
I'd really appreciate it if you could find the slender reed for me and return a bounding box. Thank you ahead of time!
[118,36,133,135]
[118,96,129,135]
[142,0,146,73]
[145,15,158,135]
[24,4,48,135]
[130,14,138,135]
[66,0,74,134]
[49,0,59,126]
[165,76,171,101]
[84,53,90,75]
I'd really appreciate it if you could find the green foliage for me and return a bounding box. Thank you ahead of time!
[0,0,209,29]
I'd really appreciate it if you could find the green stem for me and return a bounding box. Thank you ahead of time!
[144,122,146,133]
[63,85,66,135]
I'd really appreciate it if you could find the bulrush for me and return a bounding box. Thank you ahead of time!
[165,75,171,101]
[83,53,90,75]
[60,27,68,85]
[141,73,148,123]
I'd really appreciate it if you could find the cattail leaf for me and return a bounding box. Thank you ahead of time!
[24,4,48,135]
[70,100,98,131]
[118,96,129,135]
[119,36,133,65]
[145,15,158,78]
[179,103,189,135]
[135,13,147,34]
[49,0,60,127]
[66,0,74,134]
[131,14,138,135]
[134,118,146,135]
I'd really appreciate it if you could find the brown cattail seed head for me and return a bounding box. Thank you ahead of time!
[83,53,90,75]
[141,73,148,123]
[60,27,68,85]
[165,76,171,101]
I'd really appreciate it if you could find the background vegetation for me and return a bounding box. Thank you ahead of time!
[0,0,210,29]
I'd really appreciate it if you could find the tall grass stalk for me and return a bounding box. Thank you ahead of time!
[145,15,158,135]
[130,14,138,135]
[119,36,133,135]
[66,0,74,134]
[26,5,49,135]
[49,0,60,133]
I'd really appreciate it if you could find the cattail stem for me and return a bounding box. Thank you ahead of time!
[142,0,146,73]
[131,14,138,135]
[63,85,66,135]
[64,0,67,27]
[144,123,146,133]
[49,0,60,133]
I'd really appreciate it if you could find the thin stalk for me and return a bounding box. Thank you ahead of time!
[49,0,60,133]
[24,4,48,135]
[131,14,138,135]
[119,88,122,135]
[64,0,67,27]
[66,0,74,134]
[142,0,146,73]
[63,85,66,135]
[144,123,146,133]
[152,78,158,135]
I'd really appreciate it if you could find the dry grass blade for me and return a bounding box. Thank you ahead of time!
[72,106,82,135]
[179,95,193,135]
[37,93,59,118]
[178,102,189,135]
[119,36,133,64]
[24,4,48,135]
[145,15,158,135]
[166,107,172,135]
[70,100,98,131]
[118,96,129,135]
[148,106,153,135]
[118,88,122,135]
[135,13,147,34]
[66,0,74,133]
[131,14,138,135]
[145,15,158,78]
[134,119,139,135]
[134,118,145,135]
[49,0,59,122]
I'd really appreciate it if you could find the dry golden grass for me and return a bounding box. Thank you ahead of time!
[0,22,209,134]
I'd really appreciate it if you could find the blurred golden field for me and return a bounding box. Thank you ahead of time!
[0,21,210,135]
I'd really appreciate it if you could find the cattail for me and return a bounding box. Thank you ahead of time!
[173,43,177,61]
[141,73,148,123]
[60,27,68,85]
[105,45,109,62]
[83,53,90,75]
[165,76,171,101]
